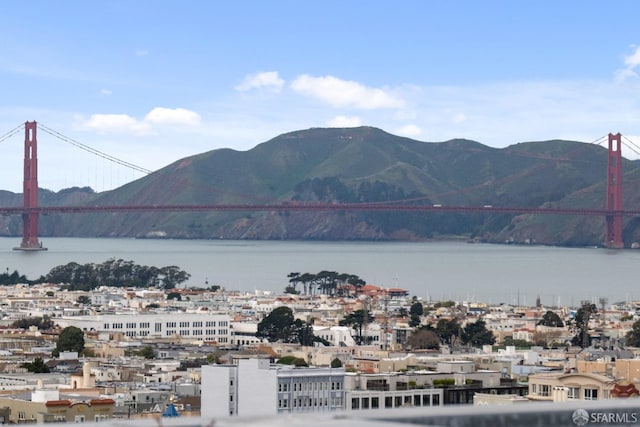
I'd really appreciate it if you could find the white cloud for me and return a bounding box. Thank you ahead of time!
[451,113,467,124]
[395,124,422,138]
[615,46,640,81]
[100,89,112,96]
[327,115,362,127]
[624,46,640,68]
[136,49,149,57]
[81,114,153,135]
[235,71,284,92]
[290,74,404,109]
[78,107,201,137]
[144,107,201,126]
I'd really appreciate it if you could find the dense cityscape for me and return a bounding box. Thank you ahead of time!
[0,263,637,423]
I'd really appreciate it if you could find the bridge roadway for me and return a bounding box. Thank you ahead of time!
[0,203,632,216]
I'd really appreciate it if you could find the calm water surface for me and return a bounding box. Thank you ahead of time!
[0,237,637,307]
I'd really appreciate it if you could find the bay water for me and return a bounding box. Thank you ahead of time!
[0,237,637,308]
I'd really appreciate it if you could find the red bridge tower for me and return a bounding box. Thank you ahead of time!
[605,132,623,249]
[14,121,46,251]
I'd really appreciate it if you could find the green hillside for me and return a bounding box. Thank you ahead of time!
[1,126,638,246]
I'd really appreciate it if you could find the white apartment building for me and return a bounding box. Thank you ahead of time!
[201,358,346,418]
[55,313,232,344]
[313,325,357,347]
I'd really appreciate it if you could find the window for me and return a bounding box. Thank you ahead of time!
[385,396,393,408]
[539,384,550,397]
[422,394,431,406]
[352,398,359,409]
[568,387,579,399]
[584,388,598,400]
[371,397,379,409]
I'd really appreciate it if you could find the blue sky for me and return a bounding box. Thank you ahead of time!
[1,1,640,192]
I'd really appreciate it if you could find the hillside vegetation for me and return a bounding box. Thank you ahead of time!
[1,126,638,247]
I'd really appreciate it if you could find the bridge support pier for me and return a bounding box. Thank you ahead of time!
[13,121,46,251]
[605,132,623,249]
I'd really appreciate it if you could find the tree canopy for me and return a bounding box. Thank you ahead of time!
[0,269,30,285]
[45,258,191,290]
[339,309,374,345]
[21,357,50,373]
[538,310,564,327]
[571,302,597,348]
[407,327,441,350]
[276,355,308,367]
[435,318,461,346]
[11,316,54,331]
[286,271,366,296]
[256,306,316,346]
[409,302,424,327]
[626,319,640,347]
[52,326,85,357]
[461,319,495,347]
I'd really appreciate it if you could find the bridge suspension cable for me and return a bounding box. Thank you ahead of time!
[0,124,23,144]
[38,123,152,175]
[622,135,640,157]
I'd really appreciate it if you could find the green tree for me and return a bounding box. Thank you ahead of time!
[625,319,640,347]
[410,302,424,316]
[461,319,495,347]
[257,307,296,342]
[276,355,308,367]
[346,275,366,296]
[21,357,50,373]
[136,345,155,359]
[256,306,316,345]
[571,302,597,348]
[284,285,299,295]
[330,357,343,368]
[435,318,461,346]
[409,302,424,327]
[339,309,374,345]
[291,319,315,346]
[11,316,54,331]
[287,272,302,294]
[538,310,564,327]
[159,266,191,289]
[52,326,85,357]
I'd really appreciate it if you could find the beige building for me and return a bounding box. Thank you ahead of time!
[527,372,614,402]
[0,389,114,423]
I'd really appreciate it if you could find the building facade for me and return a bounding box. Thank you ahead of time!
[56,313,232,344]
[201,358,345,418]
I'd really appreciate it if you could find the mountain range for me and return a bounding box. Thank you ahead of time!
[1,126,639,247]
